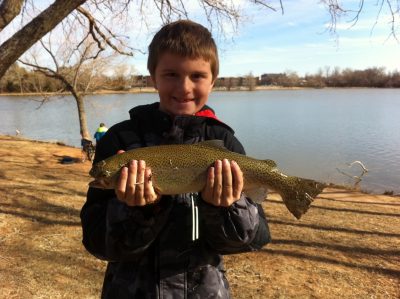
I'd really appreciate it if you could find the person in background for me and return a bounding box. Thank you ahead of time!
[80,20,270,299]
[94,123,108,143]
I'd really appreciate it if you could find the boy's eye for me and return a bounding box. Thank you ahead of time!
[192,73,207,80]
[164,72,177,78]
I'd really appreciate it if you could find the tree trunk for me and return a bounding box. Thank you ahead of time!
[0,0,87,79]
[73,91,91,141]
[0,0,24,31]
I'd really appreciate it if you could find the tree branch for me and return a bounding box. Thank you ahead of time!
[18,59,73,91]
[0,0,25,31]
[76,6,134,56]
[0,0,87,79]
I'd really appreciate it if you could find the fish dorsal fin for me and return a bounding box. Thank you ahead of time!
[263,159,277,168]
[195,140,229,151]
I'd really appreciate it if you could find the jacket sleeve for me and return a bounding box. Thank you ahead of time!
[80,126,173,261]
[81,188,173,261]
[199,130,271,254]
[198,195,270,254]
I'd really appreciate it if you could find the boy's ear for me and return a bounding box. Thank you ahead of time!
[151,76,158,90]
[209,77,217,91]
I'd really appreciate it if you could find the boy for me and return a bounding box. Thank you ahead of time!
[80,20,270,299]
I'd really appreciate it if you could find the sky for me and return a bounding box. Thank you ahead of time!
[1,0,398,78]
[126,0,400,77]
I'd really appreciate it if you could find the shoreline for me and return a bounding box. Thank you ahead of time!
[0,86,385,97]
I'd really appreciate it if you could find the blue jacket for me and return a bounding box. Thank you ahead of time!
[94,126,108,142]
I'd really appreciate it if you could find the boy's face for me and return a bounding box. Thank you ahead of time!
[152,52,215,117]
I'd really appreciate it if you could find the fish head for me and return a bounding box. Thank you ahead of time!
[89,160,119,189]
[89,177,116,189]
[89,160,108,178]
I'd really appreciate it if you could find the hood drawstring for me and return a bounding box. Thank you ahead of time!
[191,193,199,241]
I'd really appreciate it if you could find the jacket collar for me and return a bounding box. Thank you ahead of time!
[129,102,233,133]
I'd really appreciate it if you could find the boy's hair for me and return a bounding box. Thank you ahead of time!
[147,20,219,79]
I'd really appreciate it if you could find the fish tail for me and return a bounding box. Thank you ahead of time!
[279,178,326,219]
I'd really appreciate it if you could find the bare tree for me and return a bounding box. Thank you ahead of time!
[19,28,117,140]
[245,72,257,91]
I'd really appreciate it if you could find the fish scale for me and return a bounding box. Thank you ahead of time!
[89,140,326,219]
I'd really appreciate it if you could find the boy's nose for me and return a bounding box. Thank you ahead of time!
[177,77,193,94]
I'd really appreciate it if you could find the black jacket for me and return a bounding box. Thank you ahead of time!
[80,102,270,298]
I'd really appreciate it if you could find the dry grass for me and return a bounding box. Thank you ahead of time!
[226,188,400,298]
[0,135,399,298]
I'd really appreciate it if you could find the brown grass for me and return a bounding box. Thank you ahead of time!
[0,135,399,298]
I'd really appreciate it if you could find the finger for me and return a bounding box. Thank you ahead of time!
[231,160,244,200]
[134,160,146,206]
[125,160,138,205]
[116,149,127,202]
[144,167,158,203]
[115,166,128,202]
[221,159,233,205]
[213,160,222,205]
[202,166,215,204]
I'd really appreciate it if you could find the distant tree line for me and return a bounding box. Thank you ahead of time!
[260,67,400,88]
[1,64,399,94]
[0,63,143,94]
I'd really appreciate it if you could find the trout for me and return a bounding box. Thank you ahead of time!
[89,140,326,219]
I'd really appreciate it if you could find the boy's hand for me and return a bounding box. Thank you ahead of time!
[115,150,160,206]
[201,159,244,207]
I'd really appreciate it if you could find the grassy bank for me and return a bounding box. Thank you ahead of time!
[0,135,399,298]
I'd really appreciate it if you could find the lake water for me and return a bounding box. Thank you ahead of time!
[1,89,399,194]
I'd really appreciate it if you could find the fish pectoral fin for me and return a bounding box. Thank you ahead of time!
[244,187,268,204]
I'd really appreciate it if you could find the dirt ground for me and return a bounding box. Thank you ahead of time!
[0,135,399,299]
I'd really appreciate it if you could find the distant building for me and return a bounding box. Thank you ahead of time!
[260,73,284,85]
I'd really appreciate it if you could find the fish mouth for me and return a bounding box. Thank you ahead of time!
[89,178,113,189]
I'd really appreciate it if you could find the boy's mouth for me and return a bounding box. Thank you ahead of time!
[173,97,194,103]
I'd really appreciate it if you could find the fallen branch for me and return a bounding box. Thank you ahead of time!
[336,160,368,190]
